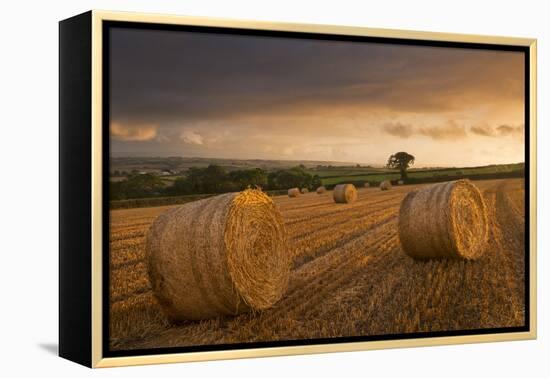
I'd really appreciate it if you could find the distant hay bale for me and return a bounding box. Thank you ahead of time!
[146,189,290,321]
[288,188,300,197]
[333,184,357,204]
[398,180,404,185]
[364,182,370,188]
[398,180,488,260]
[316,186,326,194]
[301,188,309,194]
[380,180,392,190]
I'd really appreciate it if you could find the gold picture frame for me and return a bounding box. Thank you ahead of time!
[59,10,537,368]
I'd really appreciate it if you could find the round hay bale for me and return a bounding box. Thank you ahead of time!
[301,188,309,194]
[380,180,392,191]
[333,184,357,204]
[316,186,326,194]
[398,180,488,260]
[146,189,290,321]
[398,180,404,185]
[364,182,370,188]
[288,188,300,197]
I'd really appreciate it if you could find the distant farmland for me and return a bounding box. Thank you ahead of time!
[110,161,524,209]
[310,163,524,186]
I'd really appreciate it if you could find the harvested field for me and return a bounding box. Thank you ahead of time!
[109,178,526,351]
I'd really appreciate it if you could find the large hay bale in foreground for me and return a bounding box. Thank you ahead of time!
[146,189,290,321]
[316,186,326,194]
[364,182,370,188]
[398,180,488,260]
[288,188,300,197]
[301,188,309,194]
[380,180,392,190]
[333,184,357,203]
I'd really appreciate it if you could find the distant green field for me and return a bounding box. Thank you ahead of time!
[306,167,393,178]
[322,173,400,185]
[320,163,524,186]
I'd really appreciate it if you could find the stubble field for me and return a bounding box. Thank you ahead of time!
[109,178,526,351]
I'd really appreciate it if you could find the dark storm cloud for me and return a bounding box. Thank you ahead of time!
[108,27,525,165]
[109,27,524,127]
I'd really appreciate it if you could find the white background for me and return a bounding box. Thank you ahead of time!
[0,0,547,376]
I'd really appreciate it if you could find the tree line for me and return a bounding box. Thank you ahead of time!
[110,164,322,200]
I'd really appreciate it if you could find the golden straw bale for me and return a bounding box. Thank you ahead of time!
[146,189,289,321]
[301,188,309,194]
[398,180,488,260]
[380,180,392,190]
[288,188,300,197]
[316,186,326,194]
[333,184,357,204]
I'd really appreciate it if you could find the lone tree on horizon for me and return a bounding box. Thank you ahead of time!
[387,152,415,180]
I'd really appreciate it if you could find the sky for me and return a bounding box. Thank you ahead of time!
[109,27,525,167]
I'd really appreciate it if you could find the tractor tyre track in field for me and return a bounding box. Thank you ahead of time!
[291,235,399,321]
[291,214,397,268]
[266,228,398,322]
[288,198,400,240]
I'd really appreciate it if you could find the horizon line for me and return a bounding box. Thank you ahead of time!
[110,155,525,169]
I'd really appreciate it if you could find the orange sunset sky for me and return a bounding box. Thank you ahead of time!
[109,28,525,167]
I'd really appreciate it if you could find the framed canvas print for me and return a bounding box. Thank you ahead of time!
[59,10,537,368]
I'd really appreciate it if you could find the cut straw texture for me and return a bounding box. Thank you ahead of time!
[380,180,392,191]
[398,180,488,260]
[333,184,358,204]
[316,186,326,194]
[288,188,300,197]
[146,189,290,321]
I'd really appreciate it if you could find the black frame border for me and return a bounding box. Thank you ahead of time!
[59,11,93,367]
[101,20,531,359]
